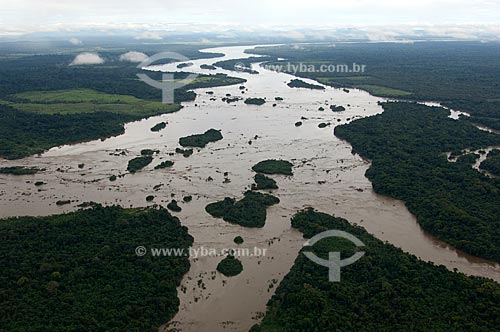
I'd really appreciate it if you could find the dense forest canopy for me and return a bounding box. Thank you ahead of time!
[335,102,500,262]
[253,209,500,332]
[0,104,139,159]
[480,149,500,176]
[0,205,193,331]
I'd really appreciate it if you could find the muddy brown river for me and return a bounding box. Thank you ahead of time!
[0,45,499,332]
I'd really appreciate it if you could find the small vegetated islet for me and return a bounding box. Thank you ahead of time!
[175,148,194,158]
[127,156,153,173]
[287,79,325,90]
[330,104,346,112]
[179,129,223,148]
[252,159,293,176]
[155,161,174,169]
[141,149,159,156]
[150,122,167,132]
[216,255,243,277]
[244,98,266,106]
[205,191,280,228]
[167,199,182,212]
[252,173,279,190]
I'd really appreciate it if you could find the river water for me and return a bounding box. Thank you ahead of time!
[0,45,499,332]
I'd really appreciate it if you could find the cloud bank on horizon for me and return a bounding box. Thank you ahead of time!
[2,0,499,29]
[1,0,500,41]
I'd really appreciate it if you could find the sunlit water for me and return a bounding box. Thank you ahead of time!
[0,45,499,332]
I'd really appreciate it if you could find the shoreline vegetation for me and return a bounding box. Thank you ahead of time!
[0,166,42,175]
[0,205,193,331]
[253,208,500,332]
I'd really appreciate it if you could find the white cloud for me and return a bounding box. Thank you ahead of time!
[119,51,149,63]
[134,31,162,40]
[69,37,82,45]
[70,52,104,65]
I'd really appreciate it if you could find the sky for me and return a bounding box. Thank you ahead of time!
[1,0,500,35]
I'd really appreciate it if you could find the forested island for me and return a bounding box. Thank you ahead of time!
[150,122,167,132]
[216,255,243,277]
[287,79,325,90]
[179,129,223,148]
[127,156,153,173]
[252,160,293,176]
[205,191,280,227]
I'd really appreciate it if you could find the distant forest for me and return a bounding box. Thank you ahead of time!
[0,43,244,159]
[250,42,500,130]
